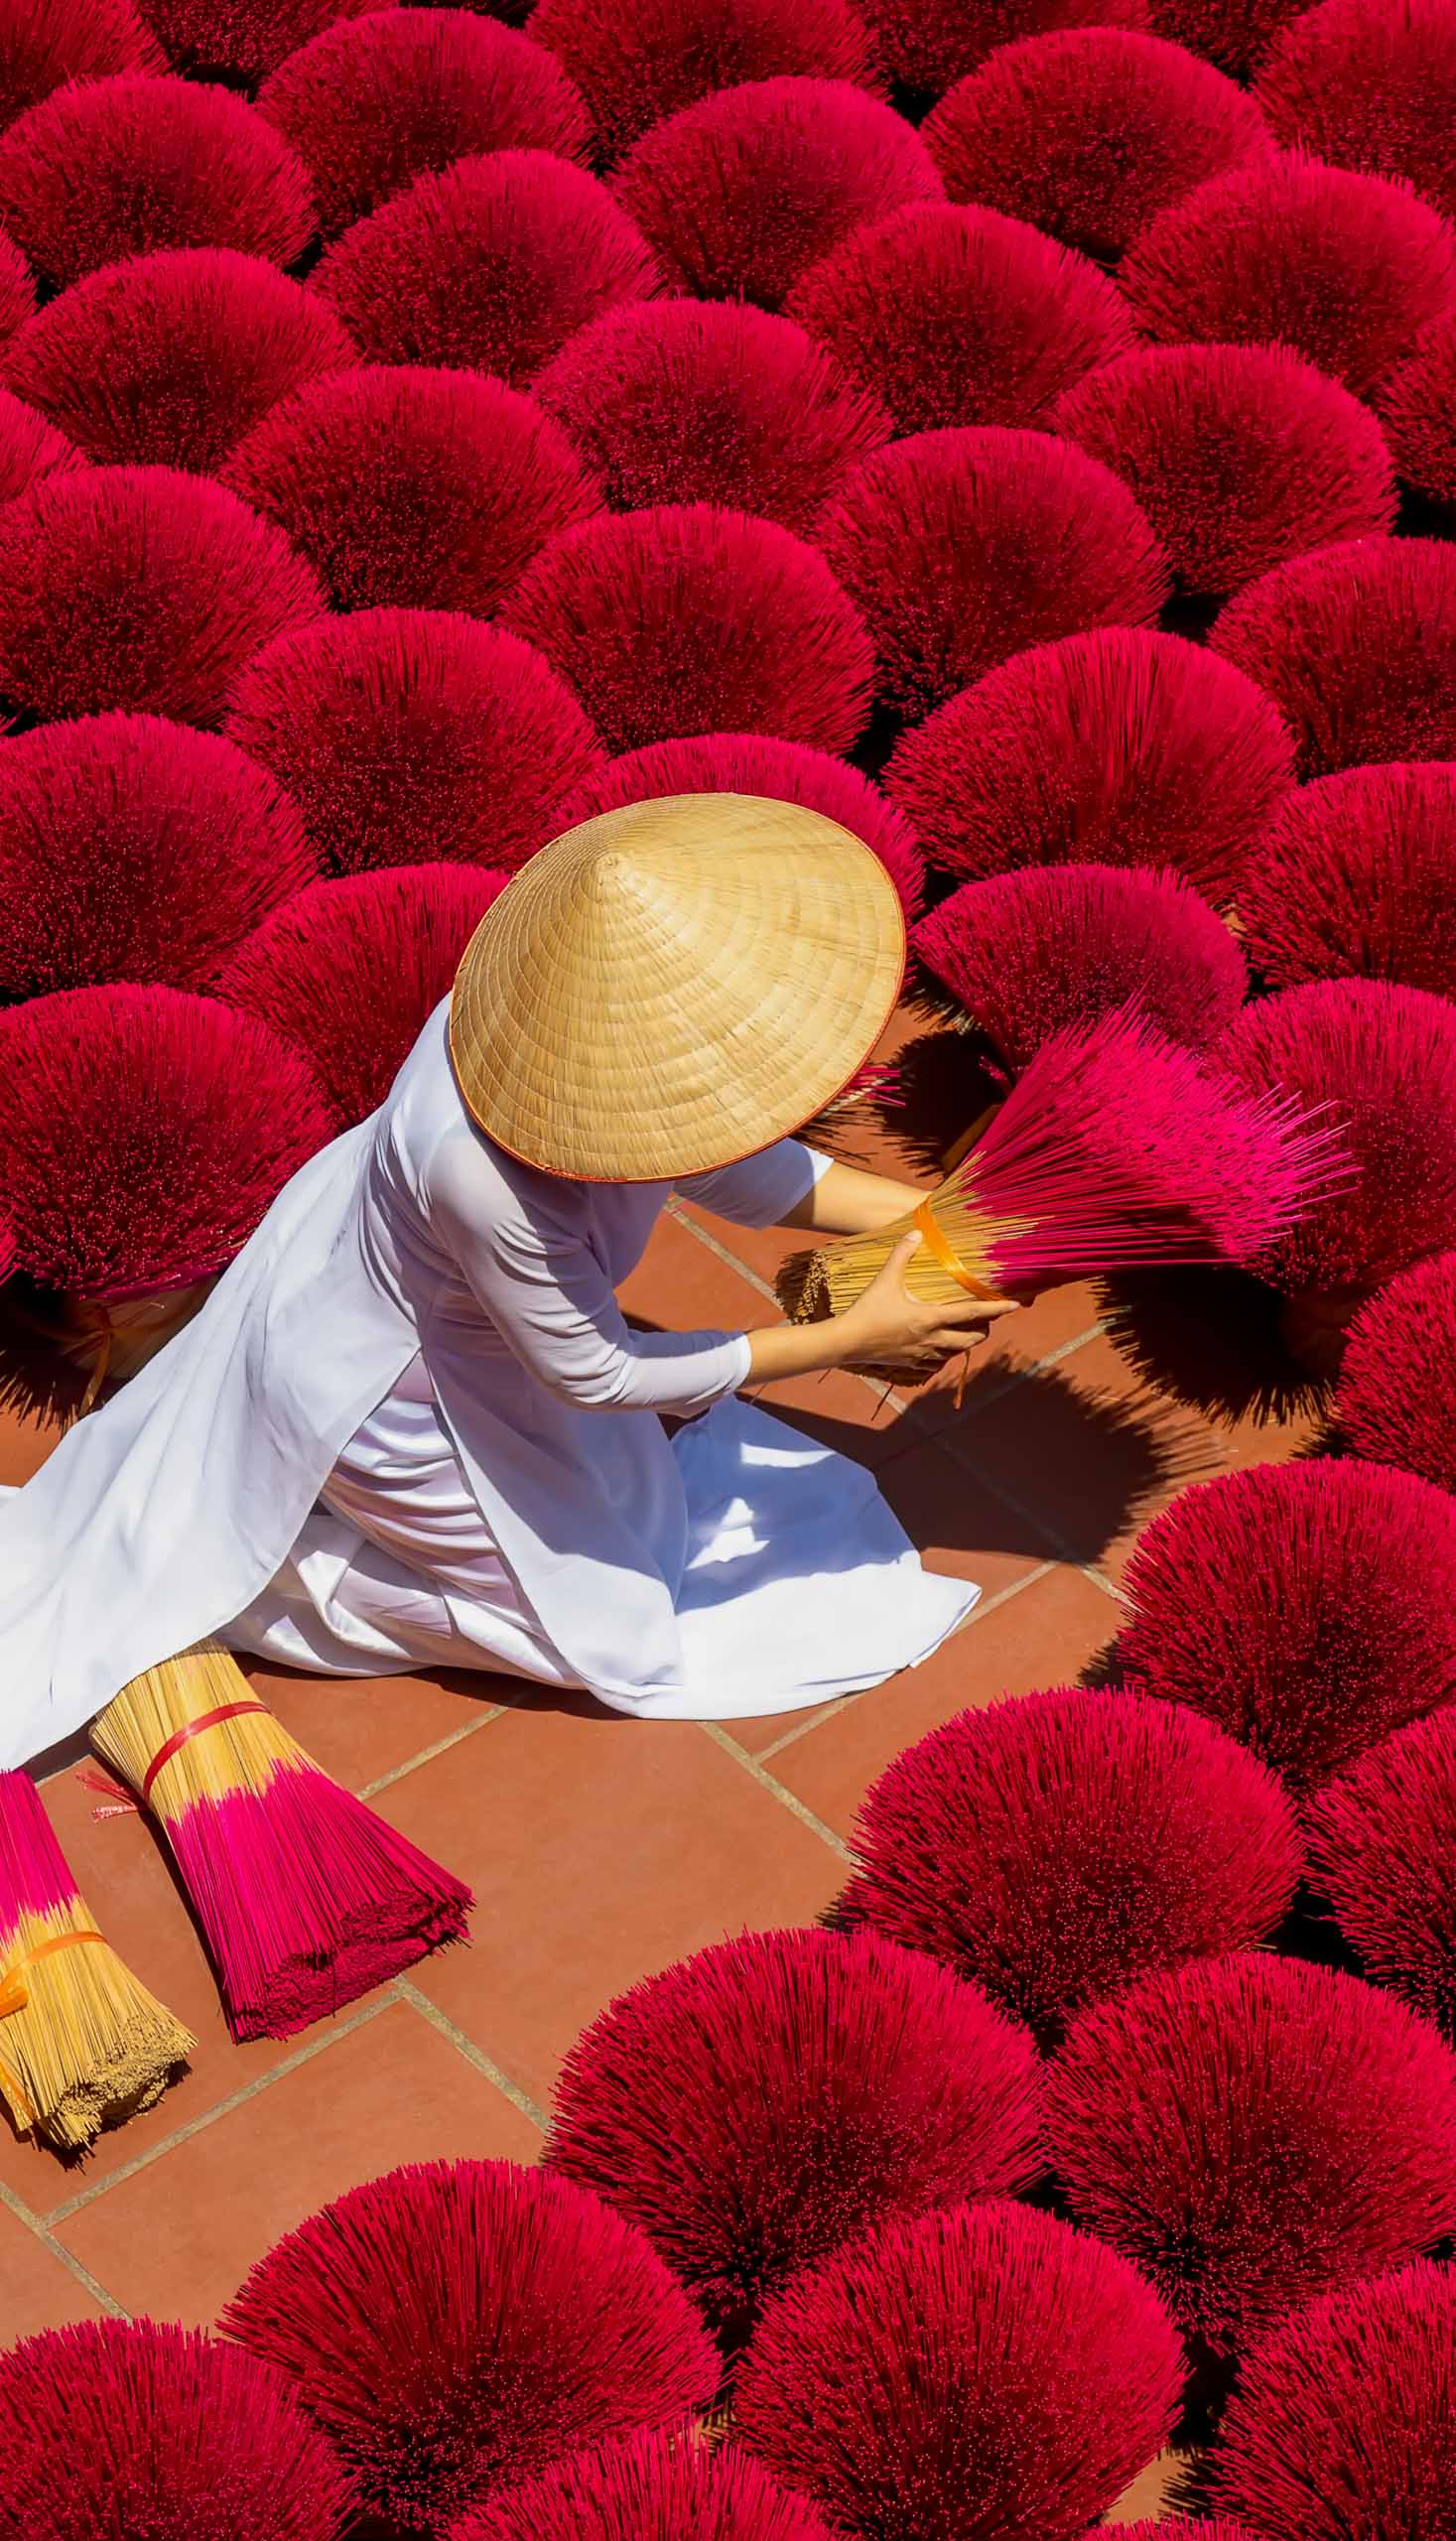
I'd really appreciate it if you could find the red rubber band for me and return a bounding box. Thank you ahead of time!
[141,1700,271,1805]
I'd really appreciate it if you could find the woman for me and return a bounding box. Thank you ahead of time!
[0,797,1012,1769]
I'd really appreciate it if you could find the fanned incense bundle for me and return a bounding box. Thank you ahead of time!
[3,2317,355,2541]
[1211,2260,1456,2539]
[776,1009,1343,1357]
[90,1644,471,2042]
[0,1769,192,2152]
[733,2201,1183,2541]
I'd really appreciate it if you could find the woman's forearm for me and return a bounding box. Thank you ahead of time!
[748,1162,930,1381]
[779,1157,923,1236]
[743,1316,858,1386]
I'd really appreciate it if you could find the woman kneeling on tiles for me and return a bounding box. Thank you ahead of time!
[2,796,1013,1767]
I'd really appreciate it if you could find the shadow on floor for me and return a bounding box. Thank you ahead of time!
[762,1362,1218,1567]
[1098,1264,1332,1429]
[849,1024,1005,1176]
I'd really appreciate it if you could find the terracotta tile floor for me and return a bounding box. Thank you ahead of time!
[0,1066,1312,2515]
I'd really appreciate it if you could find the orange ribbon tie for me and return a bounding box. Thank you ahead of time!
[912,1201,1001,1411]
[0,1929,107,2019]
[912,1198,997,1299]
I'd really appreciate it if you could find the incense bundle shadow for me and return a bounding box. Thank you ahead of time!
[0,1768,193,2154]
[91,1643,471,2041]
[1097,1259,1325,1428]
[0,1271,216,1427]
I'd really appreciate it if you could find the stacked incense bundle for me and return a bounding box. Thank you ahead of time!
[90,1644,471,2042]
[776,1009,1344,1370]
[0,1770,192,2153]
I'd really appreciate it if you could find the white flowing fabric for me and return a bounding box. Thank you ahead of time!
[0,1003,977,1768]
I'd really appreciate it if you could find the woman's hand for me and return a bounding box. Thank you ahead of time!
[832,1231,1020,1377]
[743,1231,1017,1391]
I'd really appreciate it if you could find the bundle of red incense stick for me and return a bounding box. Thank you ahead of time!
[0,1770,192,2152]
[90,1644,471,2041]
[777,1008,1346,1373]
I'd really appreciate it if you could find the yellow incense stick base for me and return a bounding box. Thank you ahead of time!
[0,1906,194,2153]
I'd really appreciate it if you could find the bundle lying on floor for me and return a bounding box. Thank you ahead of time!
[89,1642,471,2040]
[0,1767,192,2152]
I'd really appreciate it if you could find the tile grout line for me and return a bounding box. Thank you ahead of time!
[872,1322,1120,1475]
[0,2176,129,2318]
[891,1310,1215,1608]
[18,1977,547,2254]
[356,1703,505,1801]
[933,1427,1130,1605]
[665,1201,780,1305]
[698,1722,853,1860]
[747,1696,857,1765]
[1082,1561,1128,1606]
[930,1405,1205,1608]
[45,1994,398,2224]
[391,1976,551,2134]
[818,1336,1189,1612]
[745,1558,1059,1766]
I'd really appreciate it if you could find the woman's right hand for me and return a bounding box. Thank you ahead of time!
[832,1230,1020,1376]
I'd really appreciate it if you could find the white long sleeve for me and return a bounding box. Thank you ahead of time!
[677,1138,832,1229]
[428,1135,751,1415]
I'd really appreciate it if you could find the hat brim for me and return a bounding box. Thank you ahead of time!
[449,793,906,1183]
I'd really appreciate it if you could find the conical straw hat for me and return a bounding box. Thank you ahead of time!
[450,793,905,1181]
